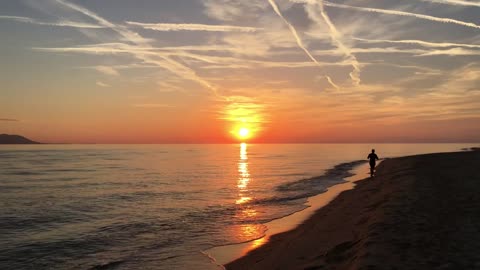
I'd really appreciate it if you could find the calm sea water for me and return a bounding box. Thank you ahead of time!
[0,143,477,269]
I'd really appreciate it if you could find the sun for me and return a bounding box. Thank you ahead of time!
[238,128,250,139]
[231,125,255,142]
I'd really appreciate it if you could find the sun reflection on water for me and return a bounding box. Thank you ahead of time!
[234,143,267,250]
[236,143,251,205]
[251,236,267,249]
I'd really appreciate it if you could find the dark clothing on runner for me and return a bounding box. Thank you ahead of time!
[368,153,379,168]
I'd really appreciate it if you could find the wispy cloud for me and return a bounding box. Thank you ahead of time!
[33,43,353,68]
[322,1,480,30]
[54,0,221,98]
[353,37,480,49]
[0,15,103,28]
[126,21,259,32]
[326,76,340,90]
[55,0,148,44]
[3,0,478,140]
[416,47,480,56]
[315,46,480,56]
[95,66,119,76]
[35,42,247,56]
[267,0,339,89]
[133,103,175,108]
[302,2,361,85]
[0,118,19,122]
[267,0,317,63]
[421,0,480,7]
[352,47,425,54]
[96,81,110,87]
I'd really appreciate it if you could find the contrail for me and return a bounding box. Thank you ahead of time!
[323,1,480,30]
[421,0,480,7]
[325,76,340,90]
[353,37,480,49]
[56,0,146,44]
[126,21,259,32]
[304,2,361,85]
[55,0,222,97]
[417,47,480,56]
[267,0,340,89]
[267,0,318,63]
[56,0,115,28]
[0,15,104,28]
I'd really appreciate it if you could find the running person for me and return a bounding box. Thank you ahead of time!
[367,149,379,176]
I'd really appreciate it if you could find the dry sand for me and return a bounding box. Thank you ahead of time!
[226,151,480,270]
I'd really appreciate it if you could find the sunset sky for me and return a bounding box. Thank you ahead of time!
[1,0,479,143]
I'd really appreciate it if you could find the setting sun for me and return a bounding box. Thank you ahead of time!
[238,128,250,139]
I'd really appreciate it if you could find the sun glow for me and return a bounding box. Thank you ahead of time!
[221,102,267,142]
[238,128,250,139]
[233,126,254,141]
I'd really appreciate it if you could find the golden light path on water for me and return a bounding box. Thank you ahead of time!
[236,143,252,206]
[235,143,267,244]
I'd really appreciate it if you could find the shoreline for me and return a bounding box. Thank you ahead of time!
[224,150,480,269]
[205,161,372,267]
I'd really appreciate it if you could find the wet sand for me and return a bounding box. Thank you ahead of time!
[226,151,480,270]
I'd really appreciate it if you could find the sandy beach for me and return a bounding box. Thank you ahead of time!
[226,150,480,270]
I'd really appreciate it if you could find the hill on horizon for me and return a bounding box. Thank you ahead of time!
[0,134,41,144]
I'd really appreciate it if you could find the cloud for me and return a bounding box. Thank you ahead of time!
[34,42,353,70]
[95,66,119,76]
[126,21,259,32]
[353,37,480,49]
[6,0,478,138]
[302,2,361,85]
[54,0,221,98]
[96,81,110,87]
[132,103,175,108]
[37,43,245,68]
[0,15,105,28]
[351,47,425,54]
[322,1,480,30]
[421,0,480,7]
[35,42,251,57]
[325,76,340,90]
[0,118,18,122]
[416,47,480,56]
[267,0,340,89]
[267,0,317,64]
[314,46,480,56]
[203,0,268,21]
[55,0,148,44]
[218,101,269,128]
[33,46,120,54]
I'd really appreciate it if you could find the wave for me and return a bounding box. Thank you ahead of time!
[242,160,367,207]
[277,160,366,192]
[180,160,367,227]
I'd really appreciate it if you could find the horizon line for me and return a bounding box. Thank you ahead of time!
[3,142,479,145]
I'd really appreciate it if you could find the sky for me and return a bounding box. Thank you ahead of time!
[0,0,479,143]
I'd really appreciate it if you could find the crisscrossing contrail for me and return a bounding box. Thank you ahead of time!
[267,0,340,89]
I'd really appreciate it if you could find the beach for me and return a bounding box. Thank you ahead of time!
[226,150,480,270]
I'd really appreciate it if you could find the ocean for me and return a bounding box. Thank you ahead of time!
[0,143,477,269]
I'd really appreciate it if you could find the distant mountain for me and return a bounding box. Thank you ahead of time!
[0,134,41,144]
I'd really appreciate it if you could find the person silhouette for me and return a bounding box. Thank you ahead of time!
[367,149,379,176]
